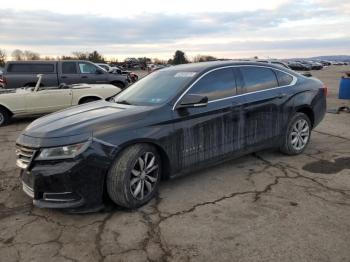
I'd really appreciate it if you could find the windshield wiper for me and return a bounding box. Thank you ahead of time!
[116,100,132,105]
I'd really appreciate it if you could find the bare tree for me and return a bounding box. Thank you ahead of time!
[72,51,89,60]
[24,50,40,60]
[88,51,105,63]
[193,55,217,63]
[0,49,6,67]
[12,49,24,60]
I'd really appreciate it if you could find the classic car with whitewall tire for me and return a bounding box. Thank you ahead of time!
[0,75,121,126]
[16,61,327,212]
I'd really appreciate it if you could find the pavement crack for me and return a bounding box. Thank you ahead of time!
[314,130,350,142]
[95,212,114,262]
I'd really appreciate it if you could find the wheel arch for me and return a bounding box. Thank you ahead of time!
[295,105,315,128]
[0,104,14,117]
[78,95,104,104]
[113,139,172,180]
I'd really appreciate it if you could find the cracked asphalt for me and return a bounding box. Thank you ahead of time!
[1,67,350,262]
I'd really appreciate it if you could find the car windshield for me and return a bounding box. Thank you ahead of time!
[113,69,197,106]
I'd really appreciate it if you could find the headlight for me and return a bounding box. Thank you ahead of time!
[36,141,90,160]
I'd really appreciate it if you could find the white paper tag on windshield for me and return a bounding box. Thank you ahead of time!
[174,72,196,78]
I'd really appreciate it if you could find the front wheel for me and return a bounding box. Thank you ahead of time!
[106,144,161,209]
[280,112,311,155]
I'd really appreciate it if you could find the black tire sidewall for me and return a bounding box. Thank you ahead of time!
[107,144,161,208]
[282,113,311,155]
[0,109,9,126]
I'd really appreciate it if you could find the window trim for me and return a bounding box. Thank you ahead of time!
[186,67,237,102]
[239,67,279,95]
[78,62,98,74]
[173,65,297,110]
[62,62,78,74]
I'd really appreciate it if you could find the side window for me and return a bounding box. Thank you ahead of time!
[8,63,54,73]
[62,62,77,74]
[189,68,236,101]
[274,70,293,86]
[78,62,98,74]
[240,67,278,93]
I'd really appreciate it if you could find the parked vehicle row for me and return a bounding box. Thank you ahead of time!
[2,60,130,89]
[15,61,327,212]
[96,63,139,82]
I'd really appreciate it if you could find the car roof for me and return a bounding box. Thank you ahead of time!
[162,60,291,74]
[6,60,94,64]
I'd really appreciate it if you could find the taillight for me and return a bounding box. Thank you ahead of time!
[322,84,328,96]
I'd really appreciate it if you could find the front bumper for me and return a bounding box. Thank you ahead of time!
[18,139,118,212]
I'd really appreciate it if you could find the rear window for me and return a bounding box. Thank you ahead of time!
[62,62,77,74]
[7,63,54,73]
[274,70,293,86]
[240,67,278,93]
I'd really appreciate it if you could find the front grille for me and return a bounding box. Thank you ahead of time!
[16,144,37,169]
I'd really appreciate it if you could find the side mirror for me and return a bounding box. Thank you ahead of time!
[177,94,208,109]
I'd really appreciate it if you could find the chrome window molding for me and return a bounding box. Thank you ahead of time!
[172,65,297,110]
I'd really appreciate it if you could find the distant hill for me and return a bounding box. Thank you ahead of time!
[308,55,350,62]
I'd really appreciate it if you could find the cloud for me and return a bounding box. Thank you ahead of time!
[0,0,349,58]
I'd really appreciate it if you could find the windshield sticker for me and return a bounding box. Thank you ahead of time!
[174,72,197,78]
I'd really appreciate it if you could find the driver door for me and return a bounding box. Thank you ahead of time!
[25,88,73,114]
[171,68,244,170]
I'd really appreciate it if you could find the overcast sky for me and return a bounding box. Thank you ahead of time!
[0,0,349,60]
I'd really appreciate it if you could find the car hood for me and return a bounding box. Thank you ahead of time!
[22,100,153,139]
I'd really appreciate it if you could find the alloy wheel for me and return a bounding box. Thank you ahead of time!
[290,119,310,151]
[130,152,159,200]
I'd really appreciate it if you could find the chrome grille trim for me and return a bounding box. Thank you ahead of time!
[16,144,37,169]
[22,182,34,198]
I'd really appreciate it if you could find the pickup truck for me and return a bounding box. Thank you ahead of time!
[2,60,130,89]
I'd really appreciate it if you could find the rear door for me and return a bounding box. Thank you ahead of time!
[172,67,245,170]
[237,66,286,148]
[59,62,82,84]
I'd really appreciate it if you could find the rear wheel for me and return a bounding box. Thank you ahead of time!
[280,112,311,155]
[0,108,11,127]
[107,144,161,209]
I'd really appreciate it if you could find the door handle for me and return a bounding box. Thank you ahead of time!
[81,76,88,79]
[61,76,67,79]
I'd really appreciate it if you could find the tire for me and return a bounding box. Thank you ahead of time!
[79,97,100,104]
[0,108,11,127]
[107,144,161,209]
[280,112,311,155]
[111,81,125,89]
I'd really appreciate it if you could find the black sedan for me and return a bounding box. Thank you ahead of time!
[16,61,327,212]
